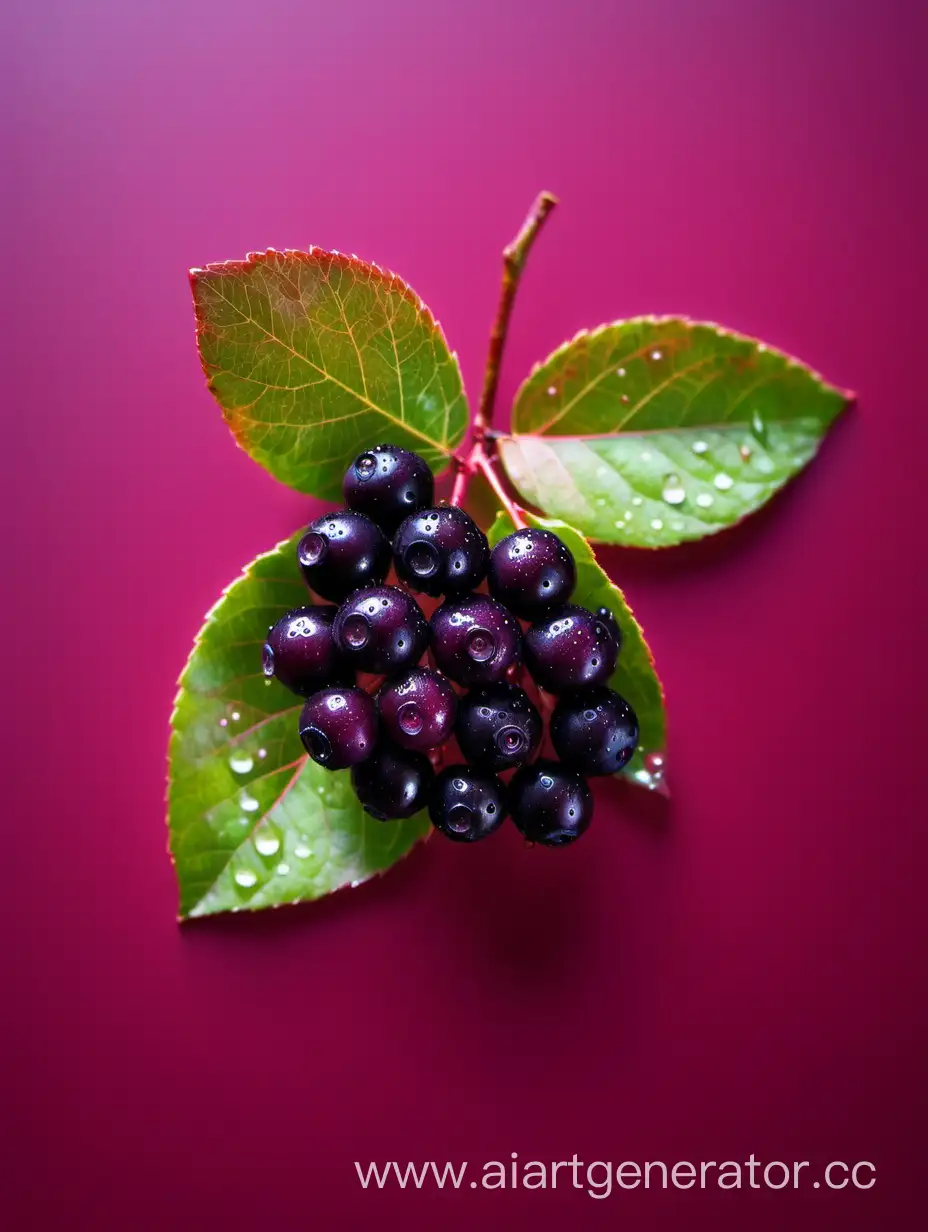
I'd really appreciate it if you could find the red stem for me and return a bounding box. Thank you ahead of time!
[474,451,527,529]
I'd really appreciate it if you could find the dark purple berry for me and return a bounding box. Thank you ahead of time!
[430,593,522,686]
[333,585,428,675]
[351,743,433,820]
[509,760,593,846]
[523,605,619,693]
[550,687,639,775]
[455,683,541,771]
[487,528,576,618]
[343,444,434,533]
[298,687,377,770]
[262,606,348,697]
[377,667,457,752]
[297,510,391,602]
[393,506,489,596]
[428,765,507,842]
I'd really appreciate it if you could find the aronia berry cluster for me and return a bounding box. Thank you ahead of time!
[262,445,640,846]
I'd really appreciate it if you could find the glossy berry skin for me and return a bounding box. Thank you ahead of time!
[509,760,593,846]
[377,667,457,752]
[551,687,639,775]
[298,687,377,770]
[487,528,577,619]
[430,593,522,686]
[455,683,541,771]
[596,606,622,645]
[523,605,619,693]
[262,605,349,697]
[393,506,489,597]
[351,743,433,820]
[333,585,429,675]
[297,510,391,602]
[428,765,507,843]
[342,444,434,534]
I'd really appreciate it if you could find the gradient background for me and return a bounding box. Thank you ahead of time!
[3,1,926,1227]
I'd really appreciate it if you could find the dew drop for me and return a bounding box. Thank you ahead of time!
[640,451,652,462]
[691,440,708,455]
[546,385,557,397]
[696,493,714,508]
[230,711,241,722]
[397,701,424,736]
[616,367,626,377]
[713,472,734,491]
[650,349,663,361]
[240,791,259,813]
[650,518,664,530]
[255,833,280,857]
[219,718,228,728]
[229,752,254,775]
[294,843,312,859]
[750,408,768,443]
[276,863,290,876]
[632,496,643,507]
[661,474,686,505]
[465,627,496,662]
[341,613,370,648]
[257,748,267,759]
[234,869,257,888]
[355,453,377,480]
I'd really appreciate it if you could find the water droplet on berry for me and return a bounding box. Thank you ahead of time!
[234,869,257,888]
[465,627,496,662]
[496,726,525,755]
[298,532,327,566]
[406,539,440,577]
[397,701,424,736]
[229,753,254,775]
[447,804,473,833]
[696,493,714,508]
[661,474,686,505]
[302,727,332,763]
[341,613,370,648]
[691,440,708,455]
[255,832,280,857]
[355,453,377,480]
[240,791,259,812]
[713,473,734,491]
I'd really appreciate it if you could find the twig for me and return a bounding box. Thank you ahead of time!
[474,451,527,529]
[475,191,558,440]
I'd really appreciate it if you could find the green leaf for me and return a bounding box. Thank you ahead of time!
[488,512,668,792]
[191,249,468,500]
[499,317,851,547]
[168,531,430,920]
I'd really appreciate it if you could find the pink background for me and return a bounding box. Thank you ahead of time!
[4,0,926,1227]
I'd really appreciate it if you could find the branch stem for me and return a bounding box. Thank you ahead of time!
[474,451,527,529]
[475,191,557,439]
